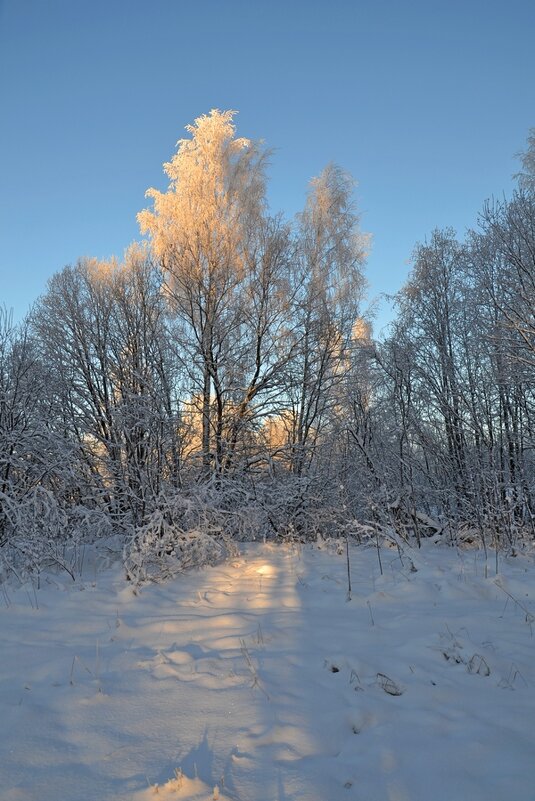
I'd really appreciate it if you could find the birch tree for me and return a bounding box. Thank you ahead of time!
[287,164,368,476]
[139,109,294,477]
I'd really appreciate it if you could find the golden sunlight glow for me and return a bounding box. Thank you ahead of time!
[256,564,275,577]
[351,316,371,343]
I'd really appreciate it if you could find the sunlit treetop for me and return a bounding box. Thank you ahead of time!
[138,109,268,281]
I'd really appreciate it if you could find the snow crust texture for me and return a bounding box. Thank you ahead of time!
[1,542,534,800]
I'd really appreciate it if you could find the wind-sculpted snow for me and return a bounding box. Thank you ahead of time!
[1,541,534,800]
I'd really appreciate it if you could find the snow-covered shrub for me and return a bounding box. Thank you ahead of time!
[166,482,266,543]
[0,486,76,581]
[124,509,224,584]
[65,505,115,543]
[0,488,123,584]
[248,473,360,542]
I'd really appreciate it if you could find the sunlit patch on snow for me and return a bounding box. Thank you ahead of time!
[256,564,275,577]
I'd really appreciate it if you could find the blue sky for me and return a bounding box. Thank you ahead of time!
[1,0,534,333]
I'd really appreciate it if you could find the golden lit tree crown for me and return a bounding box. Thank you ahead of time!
[138,109,267,280]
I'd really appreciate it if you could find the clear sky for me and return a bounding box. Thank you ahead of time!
[1,0,534,334]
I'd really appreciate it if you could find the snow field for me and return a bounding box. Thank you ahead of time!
[1,541,534,800]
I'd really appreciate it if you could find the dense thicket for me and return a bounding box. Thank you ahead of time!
[2,113,534,579]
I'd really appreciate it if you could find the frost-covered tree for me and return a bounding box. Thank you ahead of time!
[139,110,295,477]
[33,250,180,524]
[286,164,368,476]
[0,309,75,559]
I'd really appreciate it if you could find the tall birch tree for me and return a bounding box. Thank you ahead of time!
[138,109,293,477]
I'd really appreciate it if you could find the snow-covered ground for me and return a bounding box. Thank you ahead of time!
[1,540,534,801]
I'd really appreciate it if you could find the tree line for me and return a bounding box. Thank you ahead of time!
[1,111,534,579]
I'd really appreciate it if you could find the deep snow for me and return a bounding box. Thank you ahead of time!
[1,540,534,800]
